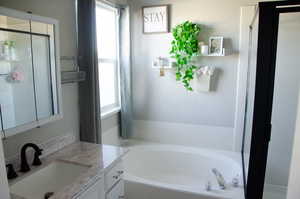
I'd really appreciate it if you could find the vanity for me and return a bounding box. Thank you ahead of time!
[9,142,127,199]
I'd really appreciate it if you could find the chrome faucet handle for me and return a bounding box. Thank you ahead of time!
[205,181,212,191]
[212,168,227,190]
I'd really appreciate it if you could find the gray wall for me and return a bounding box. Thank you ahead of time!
[128,0,273,149]
[130,0,240,127]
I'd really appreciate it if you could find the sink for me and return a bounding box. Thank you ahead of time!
[10,161,89,199]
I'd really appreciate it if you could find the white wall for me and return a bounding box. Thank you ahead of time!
[129,0,269,150]
[102,114,122,146]
[287,78,300,199]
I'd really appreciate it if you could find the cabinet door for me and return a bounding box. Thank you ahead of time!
[106,180,124,199]
[77,178,105,199]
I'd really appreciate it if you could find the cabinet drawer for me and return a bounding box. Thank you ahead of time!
[106,180,124,199]
[105,162,124,192]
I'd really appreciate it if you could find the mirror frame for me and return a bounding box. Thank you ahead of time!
[0,6,63,138]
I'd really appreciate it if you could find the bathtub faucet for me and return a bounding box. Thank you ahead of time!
[212,168,227,190]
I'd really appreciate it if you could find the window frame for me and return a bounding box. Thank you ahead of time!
[96,2,121,117]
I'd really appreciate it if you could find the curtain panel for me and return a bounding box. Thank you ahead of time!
[77,0,102,143]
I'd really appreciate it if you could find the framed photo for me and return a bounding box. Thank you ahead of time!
[209,36,224,56]
[142,5,169,34]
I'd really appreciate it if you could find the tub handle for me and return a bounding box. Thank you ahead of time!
[119,196,125,199]
[117,170,124,175]
[113,175,119,179]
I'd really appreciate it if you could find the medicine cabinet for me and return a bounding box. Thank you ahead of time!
[0,7,62,138]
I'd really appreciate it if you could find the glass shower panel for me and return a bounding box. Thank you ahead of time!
[263,12,300,199]
[32,35,54,120]
[0,30,36,130]
[242,10,259,185]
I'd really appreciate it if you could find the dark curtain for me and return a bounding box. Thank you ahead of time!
[77,0,101,143]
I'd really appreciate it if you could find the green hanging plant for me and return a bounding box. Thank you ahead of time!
[170,21,201,91]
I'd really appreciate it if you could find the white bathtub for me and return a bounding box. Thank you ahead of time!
[122,141,244,199]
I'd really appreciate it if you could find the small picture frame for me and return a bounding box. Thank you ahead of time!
[142,5,170,34]
[209,36,224,56]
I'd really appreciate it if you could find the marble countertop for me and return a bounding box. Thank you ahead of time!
[9,142,128,199]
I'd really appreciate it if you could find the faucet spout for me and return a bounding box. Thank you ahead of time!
[20,143,43,173]
[212,168,227,190]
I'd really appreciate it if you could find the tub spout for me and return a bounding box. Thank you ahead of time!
[212,168,227,190]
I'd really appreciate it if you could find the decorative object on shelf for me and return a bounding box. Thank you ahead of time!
[192,66,215,92]
[0,40,17,61]
[10,71,24,81]
[199,42,209,56]
[170,21,201,91]
[152,56,172,76]
[5,66,24,83]
[209,36,224,56]
[142,5,170,34]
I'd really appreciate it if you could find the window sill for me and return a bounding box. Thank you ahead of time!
[101,107,121,119]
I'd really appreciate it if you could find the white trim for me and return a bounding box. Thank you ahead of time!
[97,4,121,113]
[101,107,120,119]
[233,6,257,152]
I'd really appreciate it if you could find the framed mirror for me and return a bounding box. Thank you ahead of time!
[0,7,62,138]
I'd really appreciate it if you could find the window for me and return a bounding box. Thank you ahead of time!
[96,3,120,116]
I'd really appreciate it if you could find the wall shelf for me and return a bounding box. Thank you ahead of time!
[199,48,231,57]
[61,71,86,84]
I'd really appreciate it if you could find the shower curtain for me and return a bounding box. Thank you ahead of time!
[77,0,102,143]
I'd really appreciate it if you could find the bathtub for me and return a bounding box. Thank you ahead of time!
[122,141,244,199]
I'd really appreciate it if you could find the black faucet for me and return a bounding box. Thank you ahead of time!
[20,143,43,173]
[6,164,18,179]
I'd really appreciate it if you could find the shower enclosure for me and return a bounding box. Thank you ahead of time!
[242,1,300,199]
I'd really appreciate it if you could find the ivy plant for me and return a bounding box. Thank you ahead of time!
[170,21,201,91]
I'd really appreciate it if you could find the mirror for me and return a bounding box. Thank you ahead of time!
[0,7,62,137]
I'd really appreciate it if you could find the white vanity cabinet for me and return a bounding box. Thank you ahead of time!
[105,161,125,199]
[76,160,124,199]
[76,177,105,199]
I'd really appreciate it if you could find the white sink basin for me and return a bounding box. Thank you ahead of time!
[10,161,89,199]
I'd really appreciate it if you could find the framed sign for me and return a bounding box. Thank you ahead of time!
[142,5,169,34]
